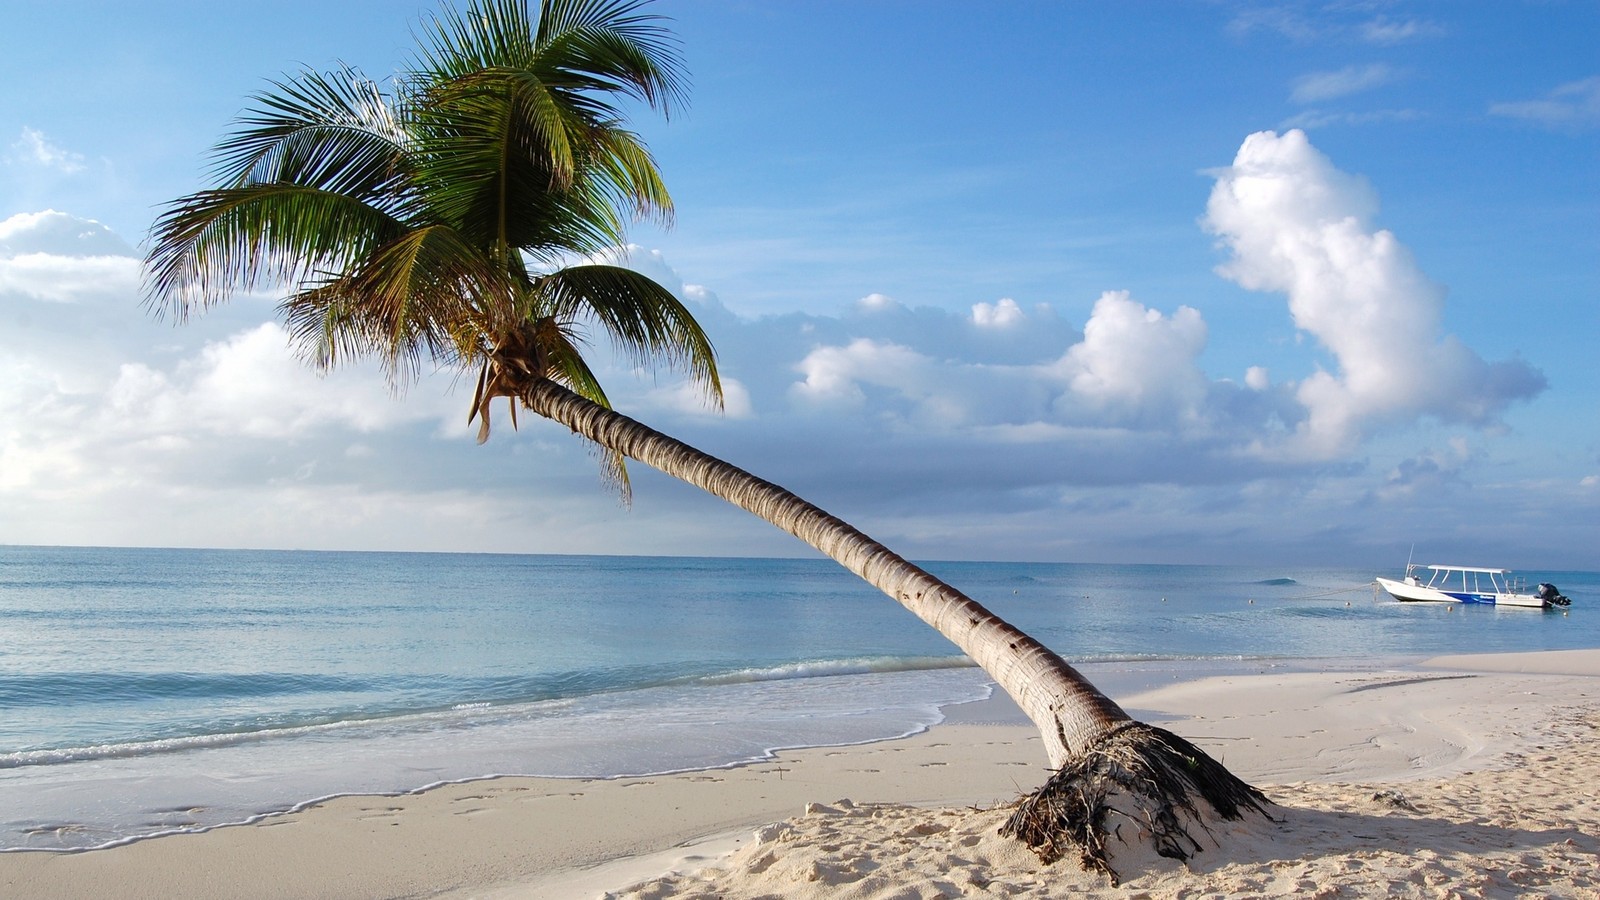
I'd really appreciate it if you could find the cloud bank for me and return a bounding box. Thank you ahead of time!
[0,132,1560,562]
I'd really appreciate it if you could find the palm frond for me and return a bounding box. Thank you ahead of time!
[145,184,404,321]
[534,264,721,409]
[588,124,673,224]
[212,67,413,201]
[536,0,687,114]
[278,223,505,384]
[413,0,679,223]
[416,68,594,245]
[415,0,539,76]
[416,72,669,250]
[419,0,685,111]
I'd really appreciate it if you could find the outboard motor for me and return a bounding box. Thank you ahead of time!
[1537,583,1572,607]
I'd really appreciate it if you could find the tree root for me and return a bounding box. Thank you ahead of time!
[1000,721,1273,884]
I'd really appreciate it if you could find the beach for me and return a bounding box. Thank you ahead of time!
[3,648,1596,899]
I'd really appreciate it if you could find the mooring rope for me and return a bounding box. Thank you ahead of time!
[1269,583,1381,602]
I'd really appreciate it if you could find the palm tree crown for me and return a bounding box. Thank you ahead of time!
[145,0,720,497]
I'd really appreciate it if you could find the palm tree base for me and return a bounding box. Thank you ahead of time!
[1000,721,1273,884]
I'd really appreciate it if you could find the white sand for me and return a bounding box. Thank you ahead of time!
[608,651,1600,899]
[3,650,1597,899]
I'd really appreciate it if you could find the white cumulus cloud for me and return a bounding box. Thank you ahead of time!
[647,376,754,420]
[0,210,139,303]
[856,292,902,314]
[1047,291,1208,428]
[108,322,431,440]
[782,288,1214,439]
[791,338,929,411]
[0,210,132,255]
[1204,129,1545,459]
[971,298,1025,328]
[0,252,139,304]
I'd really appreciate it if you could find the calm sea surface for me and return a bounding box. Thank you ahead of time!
[2,545,1595,850]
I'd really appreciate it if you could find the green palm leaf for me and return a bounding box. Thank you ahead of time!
[213,68,412,199]
[145,183,406,321]
[534,264,720,406]
[279,224,505,379]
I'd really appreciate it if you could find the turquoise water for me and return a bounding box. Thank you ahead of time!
[2,546,1595,850]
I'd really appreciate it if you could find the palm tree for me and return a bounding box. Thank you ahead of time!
[144,0,1267,880]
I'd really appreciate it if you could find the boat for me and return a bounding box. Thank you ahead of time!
[1376,564,1571,609]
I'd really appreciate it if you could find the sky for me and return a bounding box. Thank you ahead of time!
[0,1,1595,569]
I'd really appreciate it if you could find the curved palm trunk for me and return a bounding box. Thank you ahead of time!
[523,378,1125,765]
[521,378,1270,879]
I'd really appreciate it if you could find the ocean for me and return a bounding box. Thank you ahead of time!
[2,545,1595,851]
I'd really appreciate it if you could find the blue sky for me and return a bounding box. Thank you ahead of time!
[1,1,1595,569]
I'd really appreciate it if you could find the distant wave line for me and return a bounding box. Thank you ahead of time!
[2,717,396,770]
[691,655,976,686]
[0,671,383,707]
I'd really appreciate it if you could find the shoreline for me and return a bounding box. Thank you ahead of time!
[2,649,1597,898]
[0,654,1379,856]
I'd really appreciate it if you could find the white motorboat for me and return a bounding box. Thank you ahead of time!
[1376,564,1571,609]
